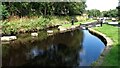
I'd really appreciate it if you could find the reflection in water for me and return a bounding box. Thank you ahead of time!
[28,47,44,59]
[79,30,105,66]
[2,29,105,67]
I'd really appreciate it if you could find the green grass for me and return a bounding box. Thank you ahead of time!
[102,45,119,66]
[61,22,82,28]
[93,24,119,66]
[61,19,96,28]
[94,24,118,43]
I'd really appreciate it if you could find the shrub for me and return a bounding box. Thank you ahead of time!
[0,4,10,20]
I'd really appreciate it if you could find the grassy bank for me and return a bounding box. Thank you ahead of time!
[1,15,92,35]
[93,24,119,66]
[62,19,96,28]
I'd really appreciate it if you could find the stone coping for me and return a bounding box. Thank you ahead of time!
[88,28,113,46]
[88,28,113,66]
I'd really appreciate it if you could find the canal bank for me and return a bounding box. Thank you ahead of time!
[88,28,113,66]
[91,24,118,66]
[80,21,118,66]
[74,21,116,66]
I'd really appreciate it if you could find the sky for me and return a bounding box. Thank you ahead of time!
[86,0,119,11]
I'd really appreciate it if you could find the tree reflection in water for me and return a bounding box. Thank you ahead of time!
[2,29,83,66]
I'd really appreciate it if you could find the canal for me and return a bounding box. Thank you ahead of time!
[2,28,105,67]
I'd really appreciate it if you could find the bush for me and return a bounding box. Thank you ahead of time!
[2,21,17,35]
[0,4,10,20]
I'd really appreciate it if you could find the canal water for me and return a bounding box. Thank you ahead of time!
[2,29,105,67]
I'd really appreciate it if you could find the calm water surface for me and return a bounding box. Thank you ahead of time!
[2,29,105,67]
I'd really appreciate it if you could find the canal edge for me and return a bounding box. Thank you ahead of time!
[88,28,113,66]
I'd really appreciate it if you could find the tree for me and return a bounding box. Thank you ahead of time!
[2,2,87,17]
[86,9,101,17]
[102,9,118,17]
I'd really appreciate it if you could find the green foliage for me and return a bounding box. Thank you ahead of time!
[102,9,118,17]
[2,2,86,17]
[1,17,49,34]
[2,21,16,34]
[1,15,93,35]
[1,2,87,34]
[0,4,10,20]
[2,16,71,35]
[86,9,101,17]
